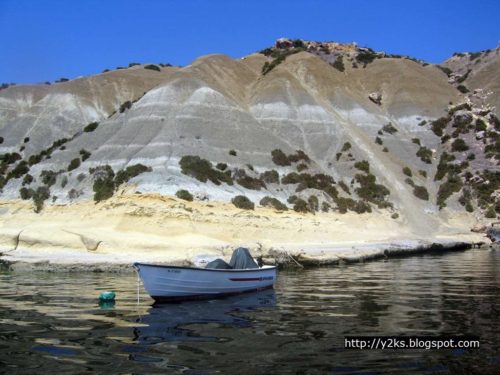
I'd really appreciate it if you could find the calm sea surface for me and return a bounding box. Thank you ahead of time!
[0,248,499,374]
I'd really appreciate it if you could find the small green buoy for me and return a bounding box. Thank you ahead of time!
[99,291,116,302]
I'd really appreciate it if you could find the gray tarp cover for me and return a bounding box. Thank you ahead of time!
[205,247,259,269]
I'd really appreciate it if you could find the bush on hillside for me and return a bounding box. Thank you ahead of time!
[260,170,279,184]
[84,122,99,132]
[32,186,50,213]
[67,158,81,171]
[179,155,233,185]
[176,189,193,201]
[413,185,429,200]
[144,64,161,72]
[293,198,309,213]
[354,160,370,173]
[260,196,288,211]
[271,149,291,166]
[114,164,152,186]
[231,195,254,210]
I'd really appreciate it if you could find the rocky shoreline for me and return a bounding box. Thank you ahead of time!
[0,195,490,273]
[0,239,480,273]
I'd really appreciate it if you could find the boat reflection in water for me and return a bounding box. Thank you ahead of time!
[133,289,277,344]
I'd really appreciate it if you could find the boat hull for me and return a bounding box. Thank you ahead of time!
[134,263,277,302]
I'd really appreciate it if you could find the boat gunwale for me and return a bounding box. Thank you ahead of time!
[133,262,277,273]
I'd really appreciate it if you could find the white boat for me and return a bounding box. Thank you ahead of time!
[134,248,277,302]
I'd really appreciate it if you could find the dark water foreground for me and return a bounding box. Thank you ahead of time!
[0,249,499,374]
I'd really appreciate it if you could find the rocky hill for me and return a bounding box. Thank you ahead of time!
[0,39,499,237]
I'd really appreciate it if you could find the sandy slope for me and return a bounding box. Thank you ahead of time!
[0,192,485,268]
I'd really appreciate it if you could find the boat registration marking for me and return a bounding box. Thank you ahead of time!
[229,276,273,282]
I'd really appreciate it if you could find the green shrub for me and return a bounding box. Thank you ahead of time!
[67,158,81,171]
[0,152,22,164]
[437,175,463,208]
[416,146,432,164]
[176,189,193,201]
[19,187,33,200]
[441,134,451,144]
[287,195,298,204]
[419,170,427,178]
[382,147,388,152]
[391,212,399,219]
[375,137,383,145]
[489,115,500,131]
[236,172,266,190]
[288,150,310,163]
[83,122,99,132]
[355,173,391,208]
[412,138,421,146]
[307,195,319,211]
[281,172,336,196]
[457,85,469,93]
[114,164,152,186]
[261,47,306,75]
[22,174,33,186]
[229,150,237,156]
[451,138,469,152]
[354,160,370,173]
[331,56,345,72]
[436,66,453,76]
[296,163,308,172]
[341,142,351,152]
[41,170,57,186]
[356,49,378,65]
[216,162,227,171]
[262,56,285,75]
[405,178,415,186]
[382,123,398,134]
[7,161,29,179]
[32,186,50,213]
[144,64,161,72]
[467,153,475,161]
[179,155,233,185]
[93,177,115,202]
[475,119,487,132]
[434,152,456,180]
[260,196,287,211]
[23,137,30,143]
[485,205,496,218]
[260,170,279,184]
[336,152,342,161]
[402,167,412,177]
[119,101,132,113]
[321,202,331,212]
[79,149,91,161]
[293,198,309,213]
[61,176,68,188]
[231,195,254,210]
[431,117,448,137]
[77,173,86,182]
[339,181,350,194]
[271,149,291,166]
[413,185,429,200]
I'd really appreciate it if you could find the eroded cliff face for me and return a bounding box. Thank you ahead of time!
[0,40,498,235]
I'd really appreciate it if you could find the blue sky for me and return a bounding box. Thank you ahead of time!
[0,0,499,84]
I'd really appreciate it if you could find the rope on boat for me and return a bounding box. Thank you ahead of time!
[134,267,140,304]
[286,252,304,268]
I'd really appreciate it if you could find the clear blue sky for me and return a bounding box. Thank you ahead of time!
[1,0,499,84]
